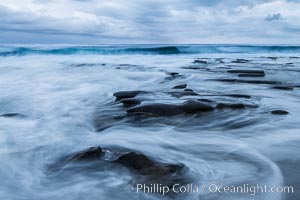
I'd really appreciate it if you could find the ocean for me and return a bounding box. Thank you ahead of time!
[0,45,299,200]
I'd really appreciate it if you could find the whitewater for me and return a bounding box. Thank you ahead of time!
[0,45,299,200]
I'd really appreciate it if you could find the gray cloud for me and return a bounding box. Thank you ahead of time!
[0,0,299,44]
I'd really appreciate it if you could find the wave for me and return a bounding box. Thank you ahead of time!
[1,45,300,56]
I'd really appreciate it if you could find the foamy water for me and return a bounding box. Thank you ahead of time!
[0,45,299,200]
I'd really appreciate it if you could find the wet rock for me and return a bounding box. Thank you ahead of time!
[267,57,278,60]
[120,98,142,107]
[216,103,245,109]
[51,147,187,189]
[227,69,265,74]
[172,84,187,89]
[113,90,145,101]
[273,85,294,90]
[0,113,26,118]
[181,66,203,70]
[193,59,207,64]
[231,59,249,63]
[53,147,103,166]
[169,91,199,98]
[181,100,214,113]
[127,100,213,116]
[271,110,289,115]
[238,73,265,77]
[127,104,183,116]
[198,99,214,103]
[222,94,251,99]
[184,88,194,92]
[165,72,185,81]
[212,78,280,85]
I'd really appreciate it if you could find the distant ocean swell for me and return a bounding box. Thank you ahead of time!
[1,45,300,56]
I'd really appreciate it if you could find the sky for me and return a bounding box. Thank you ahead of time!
[0,0,300,44]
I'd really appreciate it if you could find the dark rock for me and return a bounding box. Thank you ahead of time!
[172,84,187,89]
[51,147,187,191]
[164,72,185,81]
[273,85,294,90]
[181,100,214,113]
[184,88,194,92]
[120,98,141,107]
[169,91,199,98]
[216,103,245,109]
[127,103,183,116]
[127,100,213,116]
[65,147,103,162]
[222,94,251,99]
[114,152,155,171]
[238,73,265,77]
[231,59,249,63]
[193,59,207,64]
[212,78,280,85]
[227,69,265,74]
[271,110,289,115]
[0,113,26,118]
[198,99,214,103]
[113,90,144,101]
[267,57,278,60]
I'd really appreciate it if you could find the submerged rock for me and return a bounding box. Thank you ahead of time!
[231,59,249,63]
[0,113,26,118]
[169,90,199,98]
[272,85,294,90]
[227,69,265,74]
[216,103,245,109]
[113,90,145,101]
[212,78,280,85]
[172,84,187,89]
[238,73,265,77]
[271,110,289,115]
[50,146,188,190]
[127,100,214,116]
[193,59,207,64]
[120,98,142,107]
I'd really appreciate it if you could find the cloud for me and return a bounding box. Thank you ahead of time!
[0,0,299,44]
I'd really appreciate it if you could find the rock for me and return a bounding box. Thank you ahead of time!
[164,72,185,81]
[216,103,245,109]
[127,100,213,116]
[212,79,280,85]
[120,98,141,107]
[51,147,187,190]
[273,85,294,90]
[172,84,187,89]
[169,91,199,98]
[231,59,249,63]
[271,110,289,115]
[181,100,214,113]
[267,57,278,60]
[227,70,265,74]
[198,99,214,103]
[193,59,207,64]
[238,73,265,77]
[114,152,155,170]
[113,90,144,101]
[222,94,251,99]
[127,103,183,116]
[0,113,26,118]
[67,147,103,161]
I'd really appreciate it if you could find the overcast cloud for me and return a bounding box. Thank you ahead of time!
[0,0,299,44]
